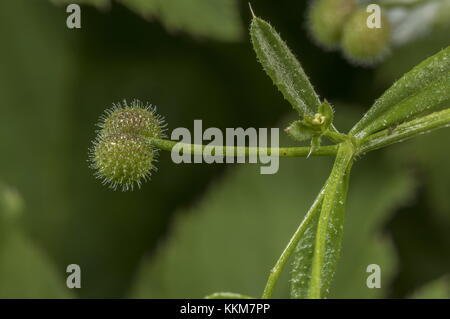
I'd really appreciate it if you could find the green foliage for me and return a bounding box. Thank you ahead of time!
[51,0,242,41]
[329,154,415,298]
[292,143,353,298]
[408,276,450,299]
[247,13,449,298]
[127,125,415,298]
[358,108,450,155]
[250,15,321,117]
[286,102,335,143]
[352,47,450,138]
[123,13,450,298]
[0,184,73,298]
[285,121,318,142]
[1,0,254,298]
[2,0,450,299]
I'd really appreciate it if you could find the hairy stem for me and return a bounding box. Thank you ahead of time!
[308,142,354,298]
[357,108,450,155]
[261,188,326,299]
[150,138,339,157]
[325,127,348,144]
[261,141,354,299]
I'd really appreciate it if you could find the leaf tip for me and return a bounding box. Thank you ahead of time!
[248,2,256,18]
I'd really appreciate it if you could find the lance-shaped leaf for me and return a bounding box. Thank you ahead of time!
[358,72,449,139]
[250,14,321,117]
[291,143,353,299]
[358,108,450,155]
[350,46,450,138]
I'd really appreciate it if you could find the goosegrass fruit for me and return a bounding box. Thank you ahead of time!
[90,100,164,191]
[341,8,391,65]
[99,100,164,139]
[307,0,357,49]
[88,8,450,300]
[91,133,155,191]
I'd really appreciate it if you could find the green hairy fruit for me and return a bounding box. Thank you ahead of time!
[92,133,155,191]
[100,102,164,139]
[90,100,164,191]
[87,5,450,299]
[308,0,357,49]
[341,8,391,65]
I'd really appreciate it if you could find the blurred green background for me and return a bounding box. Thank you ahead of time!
[0,0,449,298]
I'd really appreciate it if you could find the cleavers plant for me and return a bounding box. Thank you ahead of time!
[90,12,450,298]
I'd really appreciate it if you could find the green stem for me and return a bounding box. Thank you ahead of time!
[150,138,339,157]
[261,187,326,299]
[324,127,348,144]
[357,108,450,155]
[307,142,354,299]
[377,0,439,8]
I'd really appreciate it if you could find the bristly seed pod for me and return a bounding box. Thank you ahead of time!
[341,8,391,66]
[90,100,165,191]
[99,99,165,139]
[91,133,155,191]
[307,0,357,50]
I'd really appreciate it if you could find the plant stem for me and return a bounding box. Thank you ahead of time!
[324,127,348,143]
[150,138,339,157]
[357,108,450,155]
[377,0,438,8]
[307,142,354,299]
[261,188,326,299]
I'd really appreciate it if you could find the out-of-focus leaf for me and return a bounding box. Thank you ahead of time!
[0,0,76,261]
[128,114,415,298]
[0,230,75,298]
[351,46,450,138]
[51,0,243,41]
[130,156,332,298]
[250,15,321,117]
[408,276,450,299]
[1,0,287,298]
[385,128,450,298]
[0,184,73,298]
[389,127,450,223]
[50,0,109,7]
